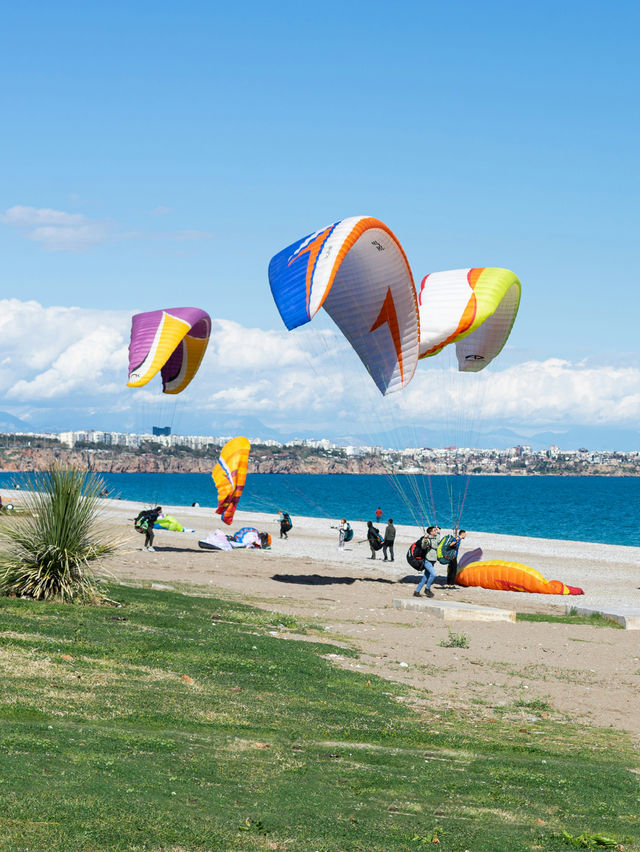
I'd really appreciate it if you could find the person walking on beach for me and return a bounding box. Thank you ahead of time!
[279,511,292,539]
[382,518,396,562]
[407,527,438,597]
[375,506,383,523]
[367,520,382,559]
[134,506,162,552]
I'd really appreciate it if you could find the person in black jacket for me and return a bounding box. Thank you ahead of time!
[366,520,381,559]
[279,511,292,539]
[134,506,162,551]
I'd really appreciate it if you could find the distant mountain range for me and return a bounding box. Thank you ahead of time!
[0,411,33,432]
[1,410,638,452]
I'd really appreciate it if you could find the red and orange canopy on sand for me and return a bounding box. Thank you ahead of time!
[456,559,583,595]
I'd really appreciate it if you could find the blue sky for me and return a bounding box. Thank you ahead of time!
[1,1,639,444]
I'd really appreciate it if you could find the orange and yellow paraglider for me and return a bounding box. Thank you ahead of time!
[456,560,583,595]
[212,437,250,525]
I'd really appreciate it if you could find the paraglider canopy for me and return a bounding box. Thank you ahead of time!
[269,216,420,395]
[418,268,520,371]
[127,307,211,394]
[456,559,583,595]
[212,437,251,525]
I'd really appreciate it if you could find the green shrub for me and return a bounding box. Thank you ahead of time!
[438,629,470,648]
[0,467,118,602]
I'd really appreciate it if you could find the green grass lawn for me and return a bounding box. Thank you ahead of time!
[0,585,638,851]
[517,611,623,628]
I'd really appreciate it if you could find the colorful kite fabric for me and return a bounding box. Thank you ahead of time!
[269,216,420,395]
[456,560,583,595]
[212,437,250,525]
[153,515,195,533]
[127,307,211,394]
[198,530,233,551]
[154,515,183,531]
[457,547,483,570]
[232,527,261,547]
[418,268,520,371]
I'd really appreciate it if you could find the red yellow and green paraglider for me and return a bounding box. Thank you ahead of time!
[418,267,521,371]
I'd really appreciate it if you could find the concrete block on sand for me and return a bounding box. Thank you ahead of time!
[565,604,640,630]
[151,582,175,591]
[393,598,516,623]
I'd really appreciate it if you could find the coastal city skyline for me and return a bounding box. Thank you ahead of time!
[4,426,640,463]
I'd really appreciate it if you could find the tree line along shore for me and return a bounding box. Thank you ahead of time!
[0,435,638,476]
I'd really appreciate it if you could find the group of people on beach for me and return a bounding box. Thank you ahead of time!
[332,507,466,596]
[134,503,465,596]
[366,516,395,561]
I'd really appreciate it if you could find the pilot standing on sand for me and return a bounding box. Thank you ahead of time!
[331,519,348,549]
[134,506,163,552]
[382,519,396,562]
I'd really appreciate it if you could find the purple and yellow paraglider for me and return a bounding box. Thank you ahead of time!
[127,307,211,394]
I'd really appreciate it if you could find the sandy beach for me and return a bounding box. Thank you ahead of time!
[95,497,640,612]
[9,492,640,738]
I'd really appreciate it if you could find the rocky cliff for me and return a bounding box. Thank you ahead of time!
[0,447,390,475]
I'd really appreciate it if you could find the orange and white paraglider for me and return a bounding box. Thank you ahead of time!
[269,216,420,395]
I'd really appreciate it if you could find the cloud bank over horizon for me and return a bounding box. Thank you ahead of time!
[0,299,637,448]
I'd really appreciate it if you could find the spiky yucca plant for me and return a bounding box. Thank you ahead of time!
[0,467,118,602]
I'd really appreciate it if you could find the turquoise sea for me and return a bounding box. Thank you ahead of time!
[2,472,638,547]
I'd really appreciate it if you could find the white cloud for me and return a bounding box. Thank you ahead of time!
[8,327,127,400]
[0,300,128,401]
[1,206,87,227]
[473,359,640,426]
[3,204,218,252]
[0,299,638,437]
[2,205,110,251]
